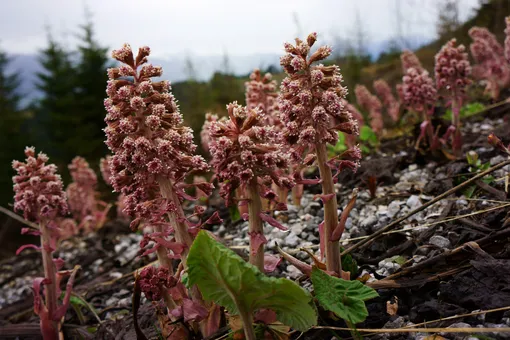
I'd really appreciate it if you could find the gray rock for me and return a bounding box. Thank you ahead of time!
[344,217,353,230]
[406,195,422,210]
[286,265,302,279]
[284,232,300,248]
[290,223,305,235]
[429,235,451,249]
[387,201,402,218]
[361,215,378,229]
[491,155,507,166]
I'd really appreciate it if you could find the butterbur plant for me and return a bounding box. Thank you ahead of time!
[67,156,110,232]
[279,32,360,275]
[341,99,364,148]
[104,44,218,337]
[12,147,79,340]
[355,84,384,136]
[402,66,438,150]
[208,102,293,271]
[469,26,510,100]
[434,38,472,157]
[401,49,423,73]
[373,79,400,122]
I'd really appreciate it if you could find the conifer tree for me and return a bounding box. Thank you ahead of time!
[34,34,77,169]
[74,16,110,165]
[0,48,24,206]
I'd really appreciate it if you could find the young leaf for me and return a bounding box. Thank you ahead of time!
[187,231,317,332]
[311,267,378,324]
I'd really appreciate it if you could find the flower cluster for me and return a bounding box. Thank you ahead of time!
[402,68,437,115]
[434,39,471,97]
[401,50,423,72]
[373,79,400,121]
[469,26,510,99]
[278,32,358,148]
[12,147,68,222]
[506,17,510,64]
[208,102,293,204]
[104,44,208,228]
[354,85,383,134]
[245,69,278,117]
[12,147,78,340]
[66,157,98,229]
[340,99,364,148]
[200,113,219,154]
[139,265,174,301]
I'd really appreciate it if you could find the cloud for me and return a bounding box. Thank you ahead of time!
[0,0,479,56]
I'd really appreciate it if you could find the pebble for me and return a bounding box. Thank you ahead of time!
[429,235,451,249]
[387,201,402,218]
[284,232,300,248]
[286,265,302,280]
[406,195,422,210]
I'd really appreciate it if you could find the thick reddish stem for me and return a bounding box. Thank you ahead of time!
[451,97,462,157]
[158,178,193,264]
[248,178,264,271]
[315,143,341,274]
[40,221,59,340]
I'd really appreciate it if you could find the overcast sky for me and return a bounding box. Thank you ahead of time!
[0,0,480,57]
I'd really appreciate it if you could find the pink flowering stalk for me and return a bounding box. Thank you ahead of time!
[12,147,79,340]
[402,67,438,150]
[469,26,510,100]
[100,156,129,222]
[373,79,400,122]
[401,50,423,73]
[245,68,292,208]
[435,39,472,157]
[104,44,219,336]
[278,33,360,275]
[245,68,279,118]
[200,113,218,155]
[67,156,110,232]
[209,102,293,271]
[506,17,510,64]
[355,85,384,135]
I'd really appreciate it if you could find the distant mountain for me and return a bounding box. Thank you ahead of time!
[6,36,430,107]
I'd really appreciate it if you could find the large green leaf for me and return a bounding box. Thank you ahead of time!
[311,267,378,324]
[187,231,317,332]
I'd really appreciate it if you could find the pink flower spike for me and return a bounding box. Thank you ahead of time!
[258,213,289,231]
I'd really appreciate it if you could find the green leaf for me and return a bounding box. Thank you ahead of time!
[359,125,374,141]
[340,247,358,278]
[463,185,476,198]
[482,175,495,184]
[311,267,378,324]
[187,231,317,332]
[229,205,241,222]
